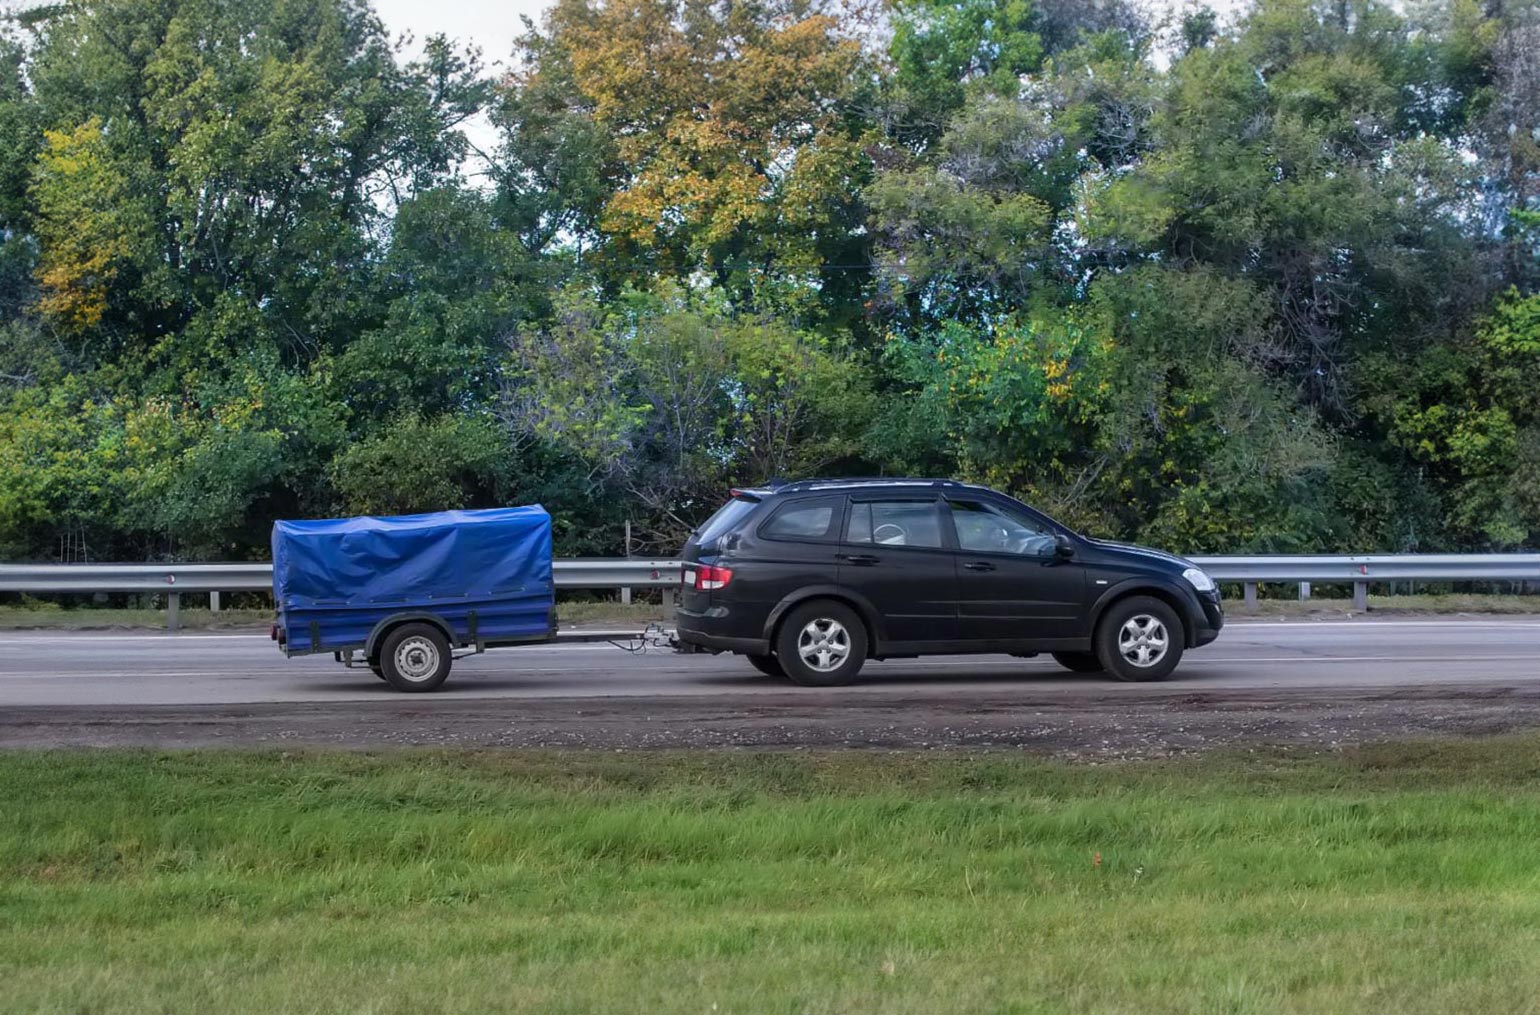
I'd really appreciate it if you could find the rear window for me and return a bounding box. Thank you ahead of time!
[693,497,759,546]
[759,496,842,542]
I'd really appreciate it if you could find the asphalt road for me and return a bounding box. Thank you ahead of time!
[1,617,1537,708]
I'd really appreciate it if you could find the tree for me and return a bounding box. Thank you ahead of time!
[503,285,873,546]
[330,412,515,518]
[503,0,875,319]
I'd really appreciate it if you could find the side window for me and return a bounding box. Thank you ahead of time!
[844,500,943,549]
[949,500,1056,556]
[759,497,841,542]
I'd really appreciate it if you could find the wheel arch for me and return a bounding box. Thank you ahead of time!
[761,586,886,655]
[364,612,456,660]
[1089,580,1203,647]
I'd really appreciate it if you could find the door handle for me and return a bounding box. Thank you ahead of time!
[836,553,880,566]
[962,561,996,572]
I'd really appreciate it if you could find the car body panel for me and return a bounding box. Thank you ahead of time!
[674,480,1222,661]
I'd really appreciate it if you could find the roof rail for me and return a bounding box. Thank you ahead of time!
[773,477,968,492]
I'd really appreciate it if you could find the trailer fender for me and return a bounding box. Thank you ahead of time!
[364,612,458,660]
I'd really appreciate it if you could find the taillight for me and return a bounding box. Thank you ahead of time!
[694,564,733,591]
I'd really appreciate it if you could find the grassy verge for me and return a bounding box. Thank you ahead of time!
[554,600,667,626]
[0,606,275,630]
[1224,593,1540,616]
[0,601,665,630]
[3,594,1535,631]
[8,742,1540,1012]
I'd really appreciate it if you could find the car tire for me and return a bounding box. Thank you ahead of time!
[379,622,453,692]
[369,659,388,681]
[1095,596,1184,682]
[776,600,868,687]
[1051,651,1103,673]
[746,653,785,677]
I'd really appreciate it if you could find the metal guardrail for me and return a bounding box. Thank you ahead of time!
[0,560,684,593]
[1188,554,1540,583]
[1,554,1536,628]
[0,560,684,630]
[1189,554,1540,610]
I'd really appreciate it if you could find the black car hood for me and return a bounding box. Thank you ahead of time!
[1084,537,1193,571]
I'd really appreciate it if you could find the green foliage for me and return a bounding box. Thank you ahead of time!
[330,412,514,518]
[507,285,873,542]
[1366,286,1540,547]
[885,0,1044,146]
[508,0,875,319]
[0,0,1536,559]
[874,268,1336,549]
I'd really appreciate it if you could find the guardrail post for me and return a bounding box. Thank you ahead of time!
[1353,581,1368,611]
[1298,581,1310,602]
[661,586,676,620]
[1243,582,1257,610]
[166,591,180,632]
[621,521,632,605]
[209,591,221,613]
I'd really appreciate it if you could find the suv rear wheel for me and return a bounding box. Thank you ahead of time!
[775,600,868,687]
[746,653,784,677]
[1095,596,1184,682]
[1051,651,1103,673]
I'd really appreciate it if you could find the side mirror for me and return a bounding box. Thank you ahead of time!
[1054,534,1076,559]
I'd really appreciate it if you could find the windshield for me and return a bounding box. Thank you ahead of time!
[692,497,758,547]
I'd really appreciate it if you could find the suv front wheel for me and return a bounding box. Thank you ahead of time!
[1095,596,1184,682]
[776,600,868,687]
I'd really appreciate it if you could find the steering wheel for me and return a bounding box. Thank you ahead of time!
[872,523,907,545]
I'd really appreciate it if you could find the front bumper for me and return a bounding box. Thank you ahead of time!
[1193,595,1224,646]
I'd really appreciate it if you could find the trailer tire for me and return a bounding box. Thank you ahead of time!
[379,622,452,692]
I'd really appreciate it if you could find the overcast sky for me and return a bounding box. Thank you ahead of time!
[372,0,546,70]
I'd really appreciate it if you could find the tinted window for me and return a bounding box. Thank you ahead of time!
[694,497,758,546]
[759,497,840,542]
[949,500,1056,556]
[844,500,943,549]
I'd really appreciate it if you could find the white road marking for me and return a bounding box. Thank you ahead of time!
[2,618,1538,647]
[1221,620,1540,630]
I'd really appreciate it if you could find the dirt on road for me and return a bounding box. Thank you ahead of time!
[4,682,1537,756]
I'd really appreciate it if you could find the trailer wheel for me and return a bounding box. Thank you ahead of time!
[379,623,452,692]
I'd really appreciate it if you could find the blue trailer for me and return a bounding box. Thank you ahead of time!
[271,505,556,691]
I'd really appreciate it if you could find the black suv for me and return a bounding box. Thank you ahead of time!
[675,479,1223,685]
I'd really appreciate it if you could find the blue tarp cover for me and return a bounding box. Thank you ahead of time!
[272,505,553,608]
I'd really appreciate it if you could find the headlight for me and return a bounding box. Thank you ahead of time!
[1182,567,1215,593]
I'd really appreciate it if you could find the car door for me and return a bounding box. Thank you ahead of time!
[838,497,959,647]
[944,497,1088,646]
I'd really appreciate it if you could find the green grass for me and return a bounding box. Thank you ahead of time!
[0,606,276,630]
[9,744,1540,1012]
[554,600,667,626]
[3,594,1535,631]
[0,601,665,631]
[1223,592,1540,616]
